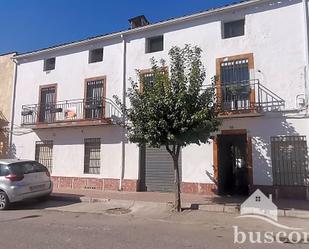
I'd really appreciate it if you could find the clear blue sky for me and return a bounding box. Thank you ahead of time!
[0,0,235,55]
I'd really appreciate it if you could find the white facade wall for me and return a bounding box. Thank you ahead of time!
[13,39,139,180]
[12,0,309,187]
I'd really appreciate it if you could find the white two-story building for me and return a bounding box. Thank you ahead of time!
[11,0,309,198]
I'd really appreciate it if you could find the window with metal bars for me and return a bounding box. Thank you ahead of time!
[223,19,245,39]
[85,79,104,119]
[271,136,309,186]
[146,35,164,53]
[88,48,103,63]
[35,140,53,173]
[220,59,251,110]
[139,69,167,91]
[220,59,249,84]
[141,72,155,86]
[43,58,56,71]
[84,138,101,174]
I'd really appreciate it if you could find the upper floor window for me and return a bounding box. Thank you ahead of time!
[222,19,245,39]
[43,58,56,71]
[139,68,167,91]
[146,35,164,53]
[89,48,103,63]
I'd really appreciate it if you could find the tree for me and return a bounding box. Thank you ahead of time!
[115,45,220,211]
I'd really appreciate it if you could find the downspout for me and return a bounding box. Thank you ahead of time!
[303,0,309,115]
[9,57,18,157]
[119,33,127,191]
[303,0,309,200]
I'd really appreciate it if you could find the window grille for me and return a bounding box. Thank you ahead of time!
[85,79,104,119]
[146,35,164,53]
[223,19,245,39]
[43,58,56,71]
[35,140,53,173]
[220,58,250,110]
[89,48,103,63]
[271,136,309,186]
[84,138,101,174]
[220,59,249,84]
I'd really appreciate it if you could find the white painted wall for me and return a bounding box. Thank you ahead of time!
[222,114,309,185]
[12,0,309,186]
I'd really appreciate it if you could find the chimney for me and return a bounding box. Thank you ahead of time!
[128,15,149,29]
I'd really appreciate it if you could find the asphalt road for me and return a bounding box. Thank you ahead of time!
[0,199,308,249]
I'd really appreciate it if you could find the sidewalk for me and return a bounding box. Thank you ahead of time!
[51,188,309,218]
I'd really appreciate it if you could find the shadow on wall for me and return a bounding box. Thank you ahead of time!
[34,126,128,146]
[251,113,305,189]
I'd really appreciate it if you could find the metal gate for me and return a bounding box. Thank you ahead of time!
[271,136,309,186]
[35,140,53,173]
[141,146,182,192]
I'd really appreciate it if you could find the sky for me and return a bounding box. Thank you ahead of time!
[0,0,235,55]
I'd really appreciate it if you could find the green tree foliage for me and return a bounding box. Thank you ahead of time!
[115,45,220,211]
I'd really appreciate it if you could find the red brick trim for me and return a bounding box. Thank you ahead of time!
[51,176,138,192]
[181,182,218,196]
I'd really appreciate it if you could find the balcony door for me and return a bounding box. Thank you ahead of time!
[85,77,105,119]
[217,54,254,112]
[220,58,251,111]
[39,85,57,123]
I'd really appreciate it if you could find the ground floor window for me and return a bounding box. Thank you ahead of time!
[84,138,101,174]
[271,136,309,186]
[35,140,53,173]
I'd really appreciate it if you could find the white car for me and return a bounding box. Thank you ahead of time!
[0,159,53,210]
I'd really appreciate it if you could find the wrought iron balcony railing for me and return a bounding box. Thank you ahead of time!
[205,79,285,113]
[21,97,122,126]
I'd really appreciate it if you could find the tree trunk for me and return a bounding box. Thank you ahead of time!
[173,155,181,212]
[166,144,181,212]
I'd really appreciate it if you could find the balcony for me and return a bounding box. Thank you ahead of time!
[21,97,122,129]
[208,79,285,117]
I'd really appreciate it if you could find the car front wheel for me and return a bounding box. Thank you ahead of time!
[0,191,9,210]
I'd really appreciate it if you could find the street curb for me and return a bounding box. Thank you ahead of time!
[50,194,309,219]
[50,194,109,203]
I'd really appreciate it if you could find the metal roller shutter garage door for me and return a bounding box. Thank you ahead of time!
[144,146,182,192]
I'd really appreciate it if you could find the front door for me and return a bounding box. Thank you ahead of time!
[39,86,56,123]
[217,133,249,195]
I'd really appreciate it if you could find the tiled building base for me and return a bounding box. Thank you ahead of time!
[181,182,218,195]
[51,176,139,192]
[51,176,217,194]
[51,177,308,199]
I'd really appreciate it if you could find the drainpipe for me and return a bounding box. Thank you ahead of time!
[119,33,127,191]
[303,0,309,200]
[302,0,309,115]
[9,57,18,158]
